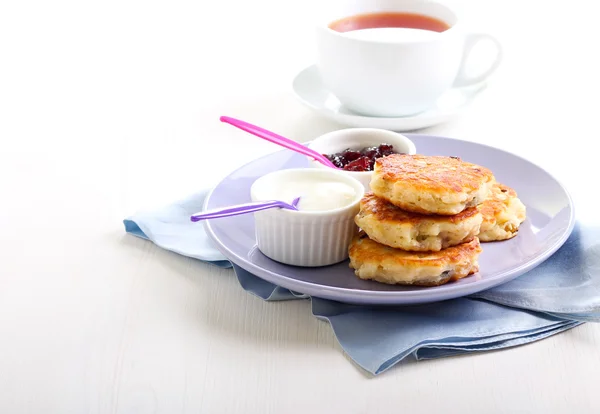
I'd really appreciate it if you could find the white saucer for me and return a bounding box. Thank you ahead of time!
[292,64,487,131]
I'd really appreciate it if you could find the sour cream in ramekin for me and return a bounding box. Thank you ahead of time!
[250,168,364,267]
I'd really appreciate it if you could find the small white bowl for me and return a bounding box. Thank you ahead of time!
[250,168,364,267]
[306,128,417,189]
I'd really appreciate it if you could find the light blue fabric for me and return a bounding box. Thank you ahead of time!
[123,190,599,375]
[123,193,231,268]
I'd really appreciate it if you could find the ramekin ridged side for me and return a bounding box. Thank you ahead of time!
[254,204,359,267]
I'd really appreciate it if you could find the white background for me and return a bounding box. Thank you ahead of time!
[1,0,599,412]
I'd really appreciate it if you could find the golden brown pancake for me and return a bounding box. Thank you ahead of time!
[477,183,527,242]
[355,193,482,251]
[348,233,482,286]
[370,154,495,215]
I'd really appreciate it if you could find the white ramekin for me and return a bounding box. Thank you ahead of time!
[306,128,417,189]
[250,168,364,267]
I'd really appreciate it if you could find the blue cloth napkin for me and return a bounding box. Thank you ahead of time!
[123,190,600,375]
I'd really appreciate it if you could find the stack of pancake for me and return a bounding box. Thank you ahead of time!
[349,154,527,287]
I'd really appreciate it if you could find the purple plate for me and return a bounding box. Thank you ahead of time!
[204,134,575,305]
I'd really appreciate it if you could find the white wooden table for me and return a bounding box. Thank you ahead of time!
[1,0,599,412]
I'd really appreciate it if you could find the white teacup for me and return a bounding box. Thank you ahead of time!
[316,0,503,117]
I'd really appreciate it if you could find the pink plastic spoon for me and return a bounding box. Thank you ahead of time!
[220,116,338,169]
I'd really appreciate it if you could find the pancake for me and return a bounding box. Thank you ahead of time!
[370,154,495,215]
[355,193,482,251]
[348,234,482,286]
[477,183,527,241]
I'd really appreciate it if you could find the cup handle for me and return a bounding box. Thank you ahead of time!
[453,33,503,88]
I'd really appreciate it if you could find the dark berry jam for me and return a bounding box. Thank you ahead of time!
[324,144,400,172]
